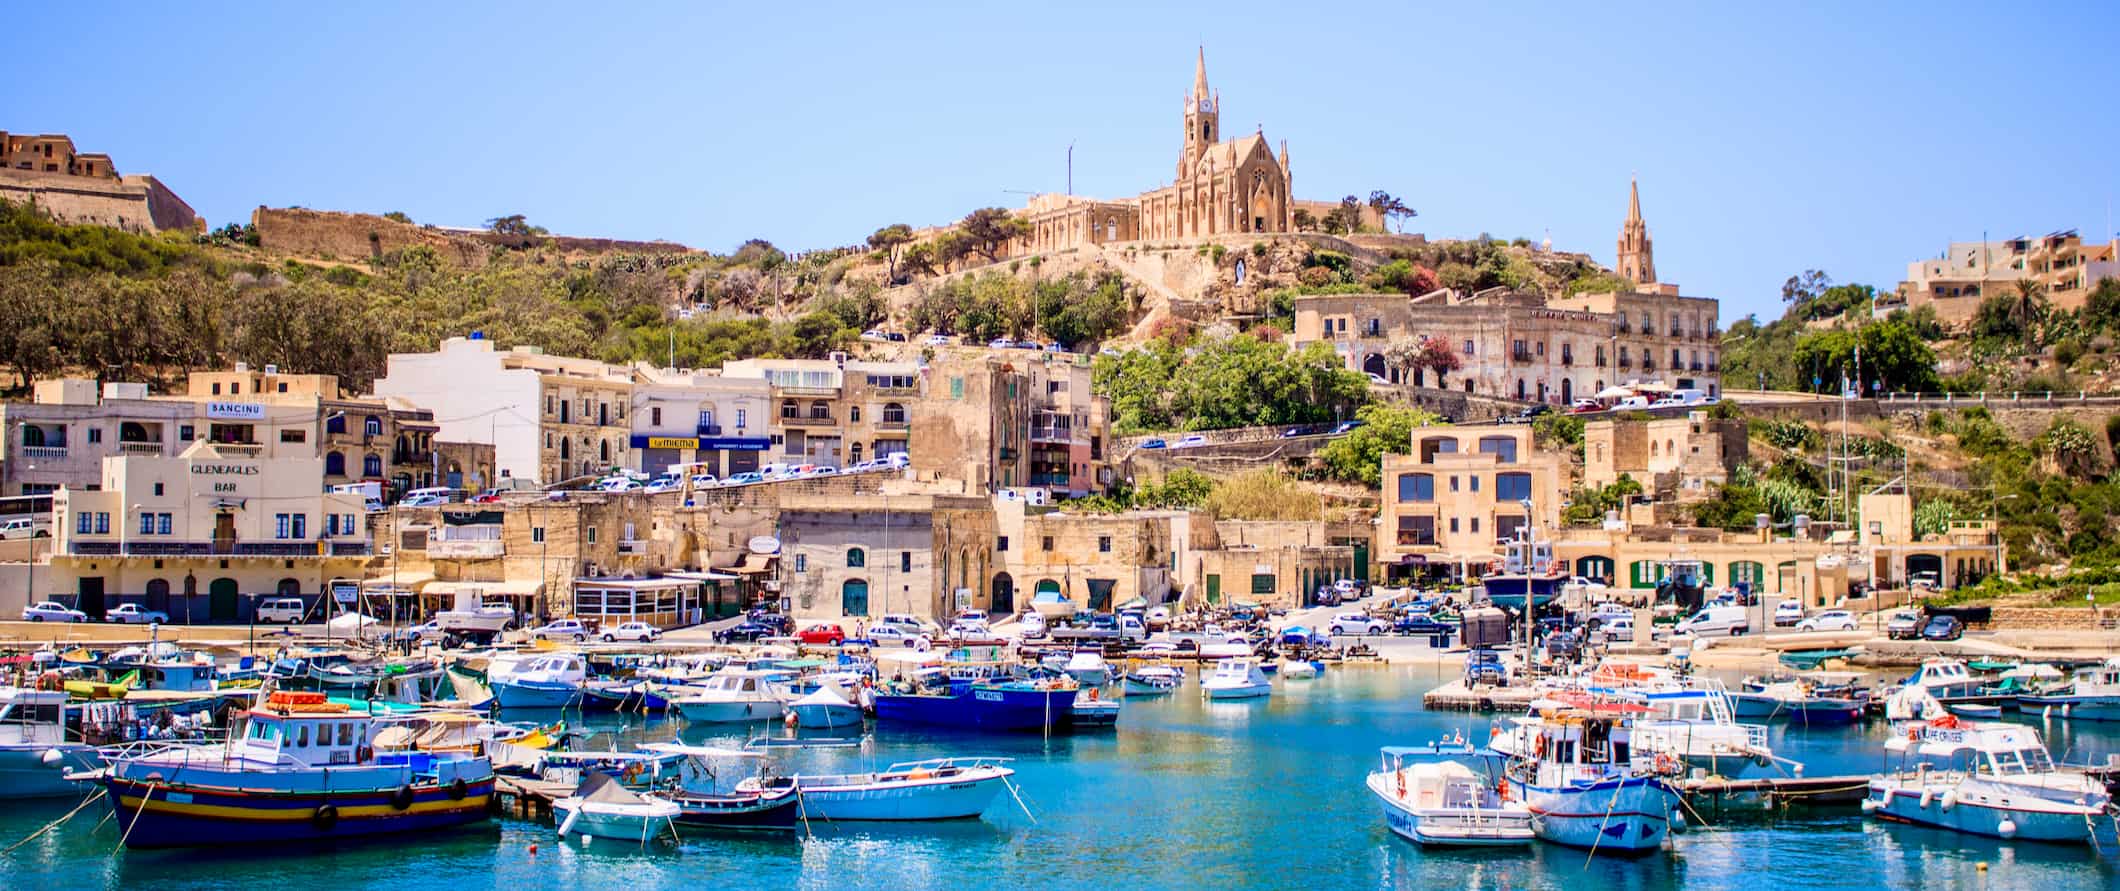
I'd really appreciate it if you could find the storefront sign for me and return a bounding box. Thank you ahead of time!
[330,582,359,604]
[205,402,265,419]
[645,436,698,450]
[190,462,260,495]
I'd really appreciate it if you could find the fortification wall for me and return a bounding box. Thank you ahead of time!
[0,169,199,233]
[253,207,699,267]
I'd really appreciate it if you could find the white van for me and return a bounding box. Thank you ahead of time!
[1674,605,1750,637]
[1667,388,1709,406]
[256,597,308,624]
[399,487,456,507]
[1613,395,1653,410]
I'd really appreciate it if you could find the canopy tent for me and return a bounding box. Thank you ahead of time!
[1593,385,1635,399]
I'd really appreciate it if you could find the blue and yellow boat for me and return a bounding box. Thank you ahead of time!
[93,691,494,848]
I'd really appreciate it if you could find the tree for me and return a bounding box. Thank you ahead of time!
[1781,269,1832,305]
[1413,336,1463,389]
[1368,259,1436,296]
[959,207,1029,263]
[2005,278,2050,335]
[1383,337,1424,384]
[1367,191,1416,233]
[1324,195,1365,234]
[1202,469,1323,520]
[485,215,544,238]
[866,224,915,283]
[1314,403,1444,487]
[1291,208,1317,232]
[2082,276,2120,331]
[899,241,939,278]
[2039,418,2103,478]
[1789,319,1938,395]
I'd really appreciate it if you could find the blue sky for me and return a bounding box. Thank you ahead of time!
[8,1,2116,321]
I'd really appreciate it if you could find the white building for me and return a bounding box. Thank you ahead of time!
[373,336,635,486]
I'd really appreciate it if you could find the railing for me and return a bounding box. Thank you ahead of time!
[22,446,68,459]
[1641,360,1656,371]
[1395,532,1437,546]
[1029,425,1072,442]
[876,417,911,430]
[1560,355,1574,366]
[63,540,372,557]
[1690,362,1704,372]
[1510,351,1534,364]
[1707,362,1719,372]
[117,442,163,455]
[1617,358,1633,369]
[435,525,503,541]
[1029,473,1070,486]
[779,413,836,427]
[617,539,647,555]
[696,424,723,436]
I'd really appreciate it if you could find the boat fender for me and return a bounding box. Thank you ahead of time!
[1669,809,1687,832]
[40,748,64,766]
[1918,789,1934,809]
[449,779,469,801]
[1860,797,1879,813]
[1753,753,1770,769]
[312,804,340,832]
[391,785,417,811]
[1996,819,2017,838]
[1939,790,1957,811]
[1534,732,1548,758]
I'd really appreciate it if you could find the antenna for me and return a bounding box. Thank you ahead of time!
[1067,141,1075,196]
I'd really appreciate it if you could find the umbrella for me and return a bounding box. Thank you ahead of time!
[1593,386,1634,399]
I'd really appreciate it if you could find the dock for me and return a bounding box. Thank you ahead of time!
[1678,774,1872,818]
[1420,680,1541,712]
[494,775,569,822]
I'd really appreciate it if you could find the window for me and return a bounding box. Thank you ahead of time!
[1449,476,1459,493]
[179,425,194,442]
[291,514,306,538]
[77,512,92,534]
[1042,536,1054,551]
[1477,436,1519,463]
[363,454,382,476]
[87,428,102,444]
[1463,339,1474,357]
[794,554,808,572]
[95,512,109,534]
[157,514,171,535]
[1396,473,1435,502]
[153,482,164,497]
[900,551,912,572]
[735,409,747,429]
[340,514,353,534]
[1098,536,1112,553]
[951,378,964,400]
[997,535,1009,552]
[780,399,798,419]
[364,416,382,437]
[326,515,339,536]
[1471,475,1480,493]
[651,407,662,426]
[211,383,222,395]
[531,527,545,544]
[280,429,305,443]
[848,548,866,568]
[1449,517,1459,533]
[275,514,291,538]
[1496,472,1533,501]
[849,406,860,423]
[586,527,597,544]
[140,513,155,535]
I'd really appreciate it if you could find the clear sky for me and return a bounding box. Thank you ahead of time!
[8,1,2116,321]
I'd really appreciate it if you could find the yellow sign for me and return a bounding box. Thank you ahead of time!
[646,437,698,450]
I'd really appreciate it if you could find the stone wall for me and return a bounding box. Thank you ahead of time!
[252,207,698,267]
[0,169,199,232]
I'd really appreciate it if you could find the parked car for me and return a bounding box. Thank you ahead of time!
[716,620,778,644]
[255,597,308,624]
[946,619,993,641]
[1509,404,1555,423]
[1921,615,1966,641]
[1139,438,1168,450]
[1394,613,1457,636]
[1909,571,1941,591]
[1587,602,1633,625]
[1885,609,1925,640]
[1795,609,1859,632]
[1044,342,1069,354]
[18,603,81,624]
[1596,616,1636,644]
[394,620,444,643]
[531,619,593,642]
[601,621,662,643]
[643,477,682,494]
[1144,606,1172,630]
[471,489,507,504]
[1570,399,1603,414]
[987,338,1016,349]
[1330,420,1366,435]
[865,624,931,650]
[1366,372,1390,385]
[923,333,952,346]
[724,471,766,486]
[1543,631,1584,662]
[860,329,889,342]
[1673,605,1749,637]
[104,603,170,624]
[1772,600,1806,627]
[1173,434,1208,449]
[886,332,907,343]
[797,623,847,645]
[1329,613,1389,636]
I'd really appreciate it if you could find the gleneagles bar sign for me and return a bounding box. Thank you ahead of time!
[191,461,260,495]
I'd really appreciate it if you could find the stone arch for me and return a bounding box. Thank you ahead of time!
[1362,353,1388,378]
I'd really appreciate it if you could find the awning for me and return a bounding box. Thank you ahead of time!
[716,553,778,575]
[360,573,434,595]
[424,579,545,598]
[573,576,700,591]
[668,570,740,582]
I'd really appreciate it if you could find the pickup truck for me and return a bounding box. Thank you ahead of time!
[1047,613,1148,644]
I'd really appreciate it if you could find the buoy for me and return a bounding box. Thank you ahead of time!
[1977,862,1988,872]
[39,748,63,766]
[527,843,539,855]
[1996,820,2017,838]
[1669,809,1688,833]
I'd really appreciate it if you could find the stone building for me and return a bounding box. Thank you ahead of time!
[4,375,327,498]
[1583,410,1747,500]
[910,353,1113,497]
[1616,179,1656,286]
[721,358,922,470]
[777,492,997,623]
[628,366,772,479]
[186,365,494,497]
[1856,482,2005,591]
[1885,230,2120,327]
[1378,425,1567,580]
[1185,519,1365,610]
[998,506,1179,615]
[45,444,372,622]
[0,130,198,232]
[374,336,635,486]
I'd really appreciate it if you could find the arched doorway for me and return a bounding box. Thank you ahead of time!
[208,578,239,623]
[1576,555,1616,585]
[1561,379,1573,404]
[841,579,869,617]
[144,578,171,614]
[990,572,1015,614]
[1363,354,1387,377]
[276,578,302,598]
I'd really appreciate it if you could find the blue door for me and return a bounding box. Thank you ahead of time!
[841,579,869,617]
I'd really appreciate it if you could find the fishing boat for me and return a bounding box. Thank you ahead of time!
[735,757,1016,821]
[872,671,1077,733]
[1777,648,1859,671]
[2017,658,2120,721]
[490,653,590,709]
[554,771,680,843]
[787,682,865,730]
[637,743,801,832]
[1367,742,1534,847]
[1200,658,1271,700]
[1068,687,1120,728]
[670,670,790,723]
[1727,680,1867,726]
[1279,659,1321,680]
[1062,648,1112,686]
[88,691,495,848]
[1949,703,2003,719]
[1903,658,1985,699]
[1480,533,1567,610]
[1864,703,2113,843]
[1122,665,1183,696]
[1496,705,1684,854]
[0,687,101,798]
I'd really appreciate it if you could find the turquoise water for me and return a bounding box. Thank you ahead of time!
[4,666,2118,890]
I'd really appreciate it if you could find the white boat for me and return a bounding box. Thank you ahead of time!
[735,757,1015,820]
[1279,660,1321,680]
[1201,658,1272,700]
[1904,658,1985,699]
[1069,689,1121,728]
[1367,744,1534,847]
[2018,658,2120,721]
[787,683,865,729]
[1497,706,1684,854]
[0,688,101,798]
[554,771,681,844]
[671,670,788,723]
[1063,649,1112,686]
[1122,665,1183,696]
[489,653,590,709]
[1864,695,2113,843]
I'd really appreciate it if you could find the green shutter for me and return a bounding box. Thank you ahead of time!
[1206,574,1221,604]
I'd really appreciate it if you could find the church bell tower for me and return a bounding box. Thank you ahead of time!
[1180,47,1219,179]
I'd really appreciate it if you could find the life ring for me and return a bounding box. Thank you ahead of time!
[312,804,340,831]
[1906,726,1920,742]
[1533,732,1549,758]
[622,762,644,783]
[1395,771,1407,800]
[356,745,374,763]
[389,785,416,811]
[448,779,468,801]
[1086,688,1099,702]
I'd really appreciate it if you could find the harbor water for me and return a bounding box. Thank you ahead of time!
[4,665,2117,890]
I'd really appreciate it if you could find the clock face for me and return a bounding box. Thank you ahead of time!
[1199,99,1212,112]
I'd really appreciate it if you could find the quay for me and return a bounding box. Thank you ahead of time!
[1421,680,1540,712]
[494,775,568,822]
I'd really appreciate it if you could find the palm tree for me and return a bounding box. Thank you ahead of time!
[2007,278,2050,334]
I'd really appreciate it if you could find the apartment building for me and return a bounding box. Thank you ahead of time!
[911,354,1114,497]
[1377,424,1566,580]
[628,367,772,478]
[1888,231,2120,326]
[373,335,634,486]
[187,365,493,497]
[721,357,923,470]
[1,376,323,498]
[1583,411,1747,501]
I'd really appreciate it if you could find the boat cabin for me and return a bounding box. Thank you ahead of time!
[239,694,371,766]
[1908,659,1975,693]
[0,688,68,747]
[2068,659,2120,696]
[1885,721,2057,777]
[1514,711,1655,786]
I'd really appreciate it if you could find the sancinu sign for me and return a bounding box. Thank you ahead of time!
[205,402,265,420]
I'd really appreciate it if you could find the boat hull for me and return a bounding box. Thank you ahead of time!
[1728,694,1864,725]
[872,686,1075,733]
[1203,683,1271,700]
[1367,774,1534,847]
[1122,678,1178,696]
[674,698,784,723]
[2017,694,2120,722]
[1509,775,1679,853]
[790,703,865,729]
[492,680,579,709]
[0,746,101,799]
[1865,780,2100,842]
[669,789,801,831]
[789,775,1008,821]
[555,800,679,841]
[102,774,493,848]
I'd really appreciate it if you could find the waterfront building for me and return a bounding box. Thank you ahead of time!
[1583,410,1747,501]
[628,366,772,479]
[911,353,1114,498]
[720,357,923,470]
[776,491,998,623]
[2,375,325,498]
[187,365,494,497]
[1377,424,1566,581]
[1184,518,1366,610]
[1886,230,2120,327]
[44,443,372,622]
[372,335,634,486]
[1856,481,2005,590]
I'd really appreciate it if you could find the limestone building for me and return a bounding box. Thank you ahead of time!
[1378,424,1567,580]
[373,336,635,486]
[1615,179,1656,286]
[1886,230,2120,327]
[1583,411,1747,500]
[0,130,199,232]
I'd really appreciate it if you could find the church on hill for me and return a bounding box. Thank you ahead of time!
[1009,48,1344,258]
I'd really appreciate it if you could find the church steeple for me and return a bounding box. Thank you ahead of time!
[1616,178,1656,286]
[1180,47,1219,179]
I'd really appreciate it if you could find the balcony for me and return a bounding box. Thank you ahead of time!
[696,424,723,437]
[1641,360,1657,372]
[1560,355,1574,367]
[431,526,505,559]
[1616,323,1632,334]
[22,445,68,460]
[117,442,163,455]
[1617,358,1633,369]
[67,540,371,558]
[1029,473,1071,486]
[1029,425,1073,443]
[778,413,837,428]
[1690,361,1704,372]
[1510,350,1534,364]
[1707,362,1720,372]
[1706,330,1720,342]
[617,539,647,555]
[1395,531,1437,547]
[876,415,911,431]
[997,447,1017,461]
